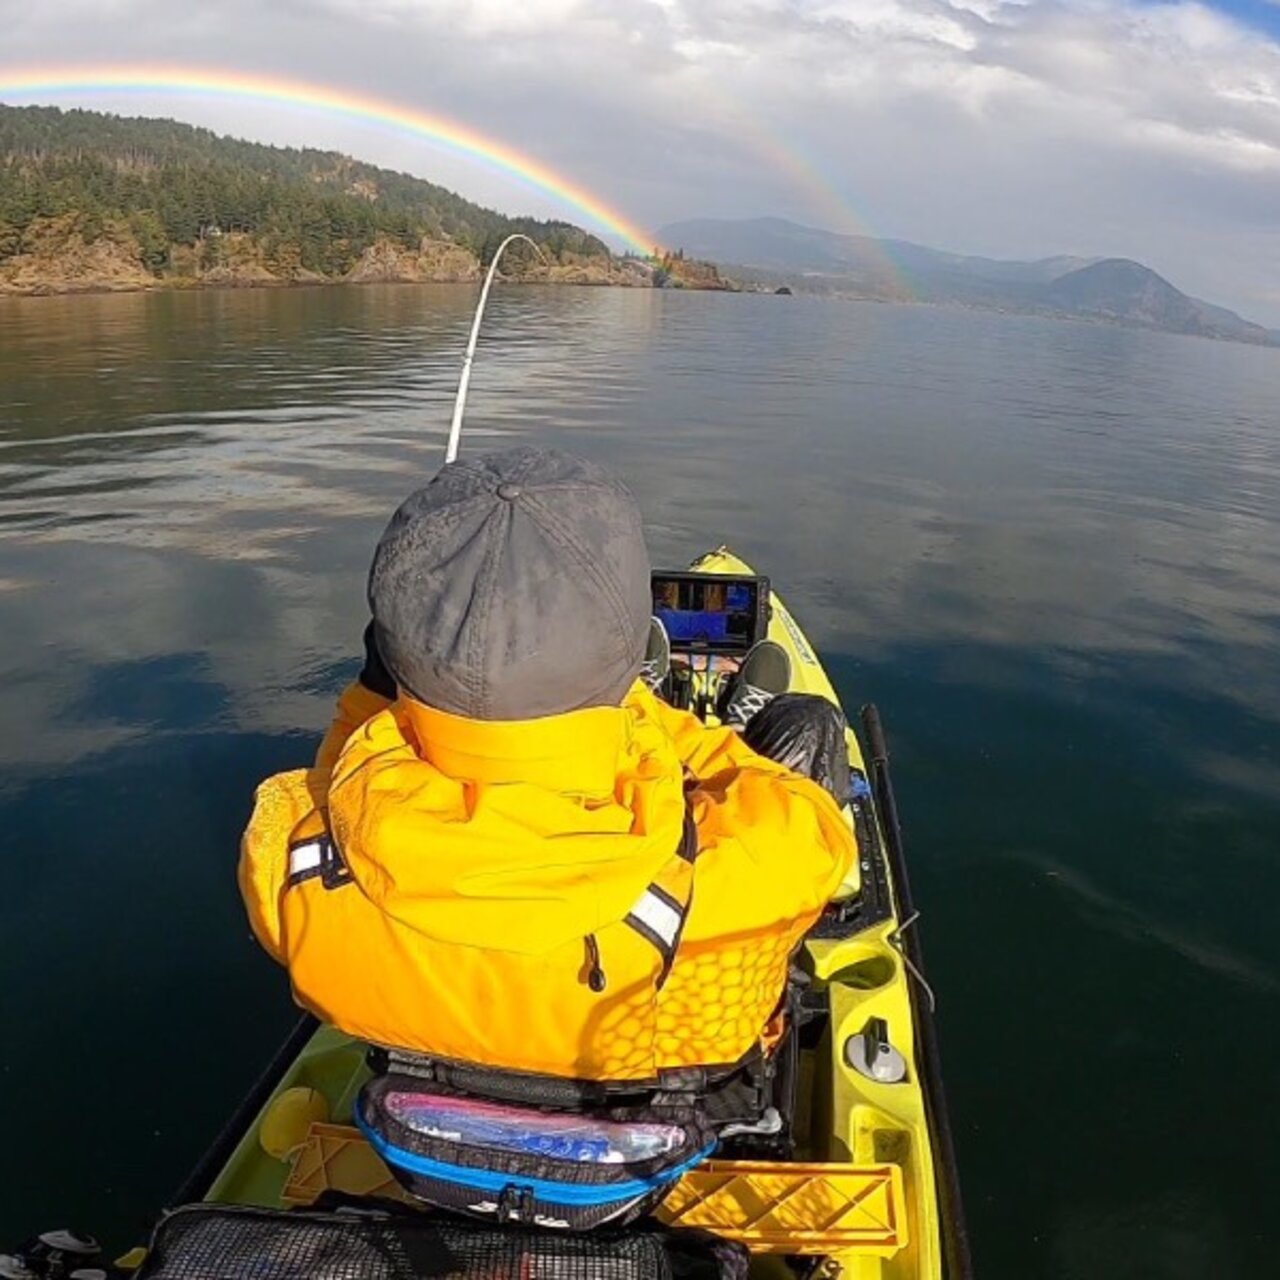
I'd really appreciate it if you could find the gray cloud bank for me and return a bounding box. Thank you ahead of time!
[3,0,1280,322]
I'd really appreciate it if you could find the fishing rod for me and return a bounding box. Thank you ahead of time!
[445,232,547,464]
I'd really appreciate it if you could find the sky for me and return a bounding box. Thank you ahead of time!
[1,0,1279,323]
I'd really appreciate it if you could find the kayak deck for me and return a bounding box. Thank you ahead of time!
[690,549,943,1279]
[201,549,951,1279]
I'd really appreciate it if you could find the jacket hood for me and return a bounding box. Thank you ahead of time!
[325,684,688,955]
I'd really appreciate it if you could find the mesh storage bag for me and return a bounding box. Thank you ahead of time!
[136,1203,748,1280]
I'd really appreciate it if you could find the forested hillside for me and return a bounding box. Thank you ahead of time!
[0,104,694,292]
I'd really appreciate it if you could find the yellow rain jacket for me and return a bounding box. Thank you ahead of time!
[239,680,855,1081]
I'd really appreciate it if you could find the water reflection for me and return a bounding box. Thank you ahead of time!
[4,287,1278,717]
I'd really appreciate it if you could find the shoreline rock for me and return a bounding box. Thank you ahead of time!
[0,219,735,298]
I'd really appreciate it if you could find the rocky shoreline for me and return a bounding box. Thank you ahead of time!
[0,217,731,298]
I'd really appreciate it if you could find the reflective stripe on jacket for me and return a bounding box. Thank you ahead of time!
[239,680,855,1081]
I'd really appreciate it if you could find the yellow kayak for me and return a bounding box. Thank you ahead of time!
[175,549,969,1280]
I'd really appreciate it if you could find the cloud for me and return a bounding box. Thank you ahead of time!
[2,0,1279,319]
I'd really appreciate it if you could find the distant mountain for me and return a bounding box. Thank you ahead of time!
[659,216,1276,346]
[1039,259,1273,343]
[658,216,1096,287]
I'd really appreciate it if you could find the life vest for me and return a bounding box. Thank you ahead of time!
[239,683,855,1081]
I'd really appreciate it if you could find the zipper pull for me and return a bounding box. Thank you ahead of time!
[584,934,607,993]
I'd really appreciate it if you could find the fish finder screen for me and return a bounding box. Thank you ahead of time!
[651,574,764,653]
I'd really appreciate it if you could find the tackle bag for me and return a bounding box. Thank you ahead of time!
[356,1074,716,1229]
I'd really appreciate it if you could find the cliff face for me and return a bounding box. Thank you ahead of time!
[0,218,661,294]
[0,218,730,296]
[542,252,654,287]
[646,253,736,291]
[346,237,481,284]
[195,233,286,287]
[0,215,154,293]
[0,218,450,293]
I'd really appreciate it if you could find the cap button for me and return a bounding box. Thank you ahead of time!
[496,483,522,501]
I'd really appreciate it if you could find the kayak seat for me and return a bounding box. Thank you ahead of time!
[365,1034,787,1126]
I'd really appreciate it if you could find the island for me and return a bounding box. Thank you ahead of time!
[0,105,733,296]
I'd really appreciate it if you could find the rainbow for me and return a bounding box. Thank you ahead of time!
[0,64,657,255]
[685,83,914,298]
[743,129,914,299]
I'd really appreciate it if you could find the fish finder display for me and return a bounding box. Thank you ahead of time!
[651,573,768,654]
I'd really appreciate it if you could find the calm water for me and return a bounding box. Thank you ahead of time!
[1,285,1278,1276]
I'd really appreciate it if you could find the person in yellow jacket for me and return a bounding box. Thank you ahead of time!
[239,447,855,1083]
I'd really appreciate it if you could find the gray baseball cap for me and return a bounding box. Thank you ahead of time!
[368,446,652,720]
